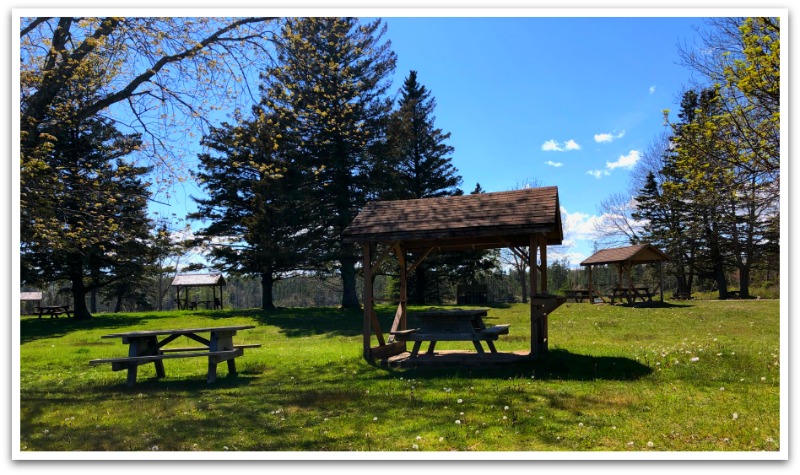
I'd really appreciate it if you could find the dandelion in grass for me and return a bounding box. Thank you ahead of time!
[761,377,766,382]
[412,443,419,450]
[373,416,378,421]
[504,406,509,411]
[503,416,508,420]
[416,436,422,440]
[455,420,462,425]
[732,413,739,420]
[691,357,700,362]
[647,441,654,448]
[578,422,584,427]
[457,399,463,404]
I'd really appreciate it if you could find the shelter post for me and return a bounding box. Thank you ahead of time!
[362,243,373,359]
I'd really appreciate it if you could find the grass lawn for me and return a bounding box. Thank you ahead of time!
[17,299,781,453]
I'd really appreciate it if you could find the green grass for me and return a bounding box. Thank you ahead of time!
[18,299,781,452]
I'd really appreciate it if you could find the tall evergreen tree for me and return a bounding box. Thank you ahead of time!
[260,17,396,309]
[191,112,324,310]
[382,70,461,200]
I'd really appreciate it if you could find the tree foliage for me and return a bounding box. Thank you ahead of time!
[258,17,397,309]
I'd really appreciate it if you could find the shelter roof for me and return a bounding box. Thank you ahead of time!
[342,186,562,251]
[170,273,226,287]
[20,291,43,301]
[580,244,670,266]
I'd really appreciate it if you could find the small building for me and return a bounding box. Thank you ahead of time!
[20,291,43,315]
[170,273,226,310]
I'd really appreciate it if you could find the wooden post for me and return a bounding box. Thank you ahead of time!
[539,234,547,294]
[529,234,539,357]
[362,243,373,360]
[397,244,407,333]
[659,261,664,302]
[587,265,593,303]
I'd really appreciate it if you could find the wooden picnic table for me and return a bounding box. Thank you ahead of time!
[610,287,653,304]
[391,309,510,358]
[563,289,595,303]
[89,325,260,386]
[35,305,71,319]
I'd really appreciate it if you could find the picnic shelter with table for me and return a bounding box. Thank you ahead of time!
[579,244,670,305]
[342,186,566,365]
[171,273,226,310]
[89,325,260,386]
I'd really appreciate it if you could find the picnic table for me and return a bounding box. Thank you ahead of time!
[390,309,510,358]
[35,305,71,319]
[610,287,653,304]
[89,325,260,386]
[563,289,595,303]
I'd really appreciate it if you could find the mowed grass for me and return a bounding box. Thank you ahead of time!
[18,299,780,452]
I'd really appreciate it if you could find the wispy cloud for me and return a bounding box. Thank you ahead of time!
[541,139,581,152]
[649,85,656,94]
[606,150,641,170]
[586,169,609,179]
[594,130,626,143]
[544,160,563,167]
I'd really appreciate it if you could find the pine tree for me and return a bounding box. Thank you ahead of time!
[382,70,461,200]
[192,112,324,311]
[259,17,397,309]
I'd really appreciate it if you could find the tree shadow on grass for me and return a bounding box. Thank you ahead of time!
[376,348,653,382]
[615,301,695,309]
[20,313,162,344]
[242,307,364,338]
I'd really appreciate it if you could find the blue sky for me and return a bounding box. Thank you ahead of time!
[154,14,707,266]
[379,16,705,264]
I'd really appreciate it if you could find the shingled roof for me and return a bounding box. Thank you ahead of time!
[170,273,226,287]
[580,244,669,266]
[342,186,562,251]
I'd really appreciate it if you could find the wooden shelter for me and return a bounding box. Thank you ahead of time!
[342,186,566,363]
[580,244,670,303]
[171,273,226,310]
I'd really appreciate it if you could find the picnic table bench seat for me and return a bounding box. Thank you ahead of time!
[390,324,511,342]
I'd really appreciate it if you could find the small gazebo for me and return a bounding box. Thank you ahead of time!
[171,273,226,310]
[342,186,565,363]
[580,244,670,303]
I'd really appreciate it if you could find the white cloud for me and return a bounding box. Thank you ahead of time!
[544,160,563,167]
[541,139,580,152]
[593,130,626,143]
[564,139,581,151]
[606,150,641,170]
[586,169,608,179]
[649,85,657,94]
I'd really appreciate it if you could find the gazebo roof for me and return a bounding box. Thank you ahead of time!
[170,273,226,287]
[20,291,43,301]
[580,244,670,266]
[342,186,563,252]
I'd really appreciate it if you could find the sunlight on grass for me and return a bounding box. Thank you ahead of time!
[18,301,780,452]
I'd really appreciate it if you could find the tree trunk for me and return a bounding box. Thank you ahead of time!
[69,259,92,320]
[738,265,751,298]
[261,273,276,311]
[340,252,360,309]
[518,266,528,303]
[114,294,123,313]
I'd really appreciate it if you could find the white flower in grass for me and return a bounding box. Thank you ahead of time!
[647,441,654,448]
[439,437,444,442]
[373,417,378,421]
[457,399,463,404]
[720,387,725,391]
[504,406,509,411]
[690,357,700,362]
[503,416,507,420]
[416,436,422,440]
[151,446,159,451]
[761,377,766,382]
[412,444,419,450]
[732,413,739,420]
[627,441,634,447]
[455,420,462,425]
[223,446,229,450]
[578,422,584,427]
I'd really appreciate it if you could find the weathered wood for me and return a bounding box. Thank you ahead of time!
[158,344,260,353]
[368,341,406,360]
[389,328,419,336]
[89,349,243,366]
[362,243,373,359]
[101,326,255,339]
[480,324,510,336]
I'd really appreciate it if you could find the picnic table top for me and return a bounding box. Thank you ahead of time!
[101,325,255,339]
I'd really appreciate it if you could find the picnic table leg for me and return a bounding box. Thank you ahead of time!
[426,341,437,355]
[125,363,139,387]
[472,341,485,354]
[485,340,498,353]
[410,341,422,358]
[207,360,217,384]
[227,359,237,377]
